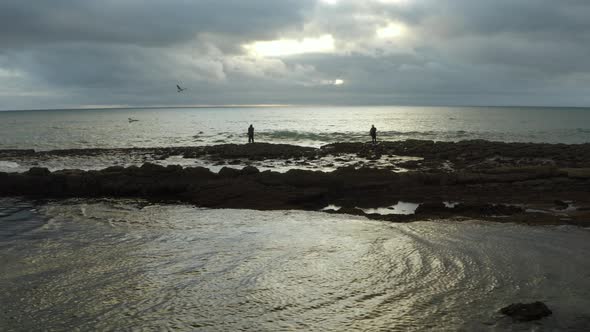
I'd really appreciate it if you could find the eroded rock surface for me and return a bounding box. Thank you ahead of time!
[1,157,589,225]
[2,140,590,225]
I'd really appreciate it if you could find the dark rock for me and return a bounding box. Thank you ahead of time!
[203,143,316,159]
[103,166,125,173]
[166,165,183,172]
[184,166,215,179]
[500,302,552,321]
[7,140,590,170]
[451,203,523,216]
[415,202,447,214]
[2,139,590,226]
[140,163,166,172]
[53,169,86,176]
[554,200,569,210]
[26,167,50,176]
[0,149,36,157]
[397,160,421,169]
[124,165,140,173]
[218,167,240,178]
[286,189,326,208]
[358,144,383,160]
[240,166,260,175]
[337,207,366,216]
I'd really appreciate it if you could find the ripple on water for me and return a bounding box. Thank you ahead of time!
[1,199,590,331]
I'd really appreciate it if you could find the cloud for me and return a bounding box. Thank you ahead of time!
[0,0,315,48]
[2,0,590,110]
[243,35,335,57]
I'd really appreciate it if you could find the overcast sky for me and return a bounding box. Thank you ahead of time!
[2,0,590,110]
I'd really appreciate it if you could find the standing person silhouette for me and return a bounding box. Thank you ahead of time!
[370,124,377,144]
[248,124,255,143]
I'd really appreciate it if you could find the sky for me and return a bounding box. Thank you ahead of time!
[2,0,590,110]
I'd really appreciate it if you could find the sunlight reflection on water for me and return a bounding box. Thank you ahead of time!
[1,198,590,331]
[1,106,590,151]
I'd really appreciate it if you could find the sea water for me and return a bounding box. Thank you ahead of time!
[2,107,590,331]
[1,106,589,151]
[1,198,590,331]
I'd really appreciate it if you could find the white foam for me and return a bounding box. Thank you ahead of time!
[444,201,460,208]
[321,205,342,211]
[0,161,19,168]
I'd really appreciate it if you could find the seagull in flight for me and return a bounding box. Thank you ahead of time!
[177,84,187,93]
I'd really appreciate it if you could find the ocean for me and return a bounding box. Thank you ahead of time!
[2,198,590,331]
[2,106,590,330]
[1,106,590,151]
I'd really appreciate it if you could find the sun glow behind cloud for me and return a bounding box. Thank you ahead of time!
[376,22,406,39]
[320,79,345,86]
[244,35,335,57]
[321,0,410,5]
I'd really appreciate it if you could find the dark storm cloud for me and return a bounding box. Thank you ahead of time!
[0,0,314,47]
[2,0,590,110]
[431,0,590,37]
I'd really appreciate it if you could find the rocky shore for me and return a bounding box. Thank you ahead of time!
[2,140,590,225]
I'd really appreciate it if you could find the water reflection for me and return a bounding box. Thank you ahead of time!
[359,201,421,215]
[1,198,590,331]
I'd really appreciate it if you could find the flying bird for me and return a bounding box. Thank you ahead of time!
[128,118,139,123]
[177,84,187,93]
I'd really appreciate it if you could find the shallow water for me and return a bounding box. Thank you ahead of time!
[1,106,590,151]
[1,198,590,331]
[359,201,421,215]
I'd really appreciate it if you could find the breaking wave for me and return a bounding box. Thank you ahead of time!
[254,130,506,145]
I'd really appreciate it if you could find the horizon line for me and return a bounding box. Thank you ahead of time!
[1,103,590,112]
